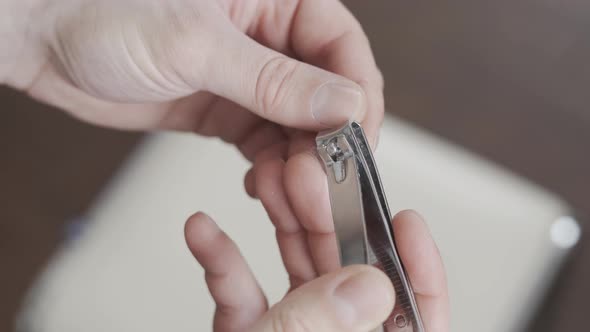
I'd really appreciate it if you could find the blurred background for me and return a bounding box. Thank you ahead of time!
[1,1,589,331]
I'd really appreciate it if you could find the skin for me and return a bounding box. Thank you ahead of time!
[185,210,450,331]
[3,0,450,330]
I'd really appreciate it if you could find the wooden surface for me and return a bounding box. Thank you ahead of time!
[1,1,589,331]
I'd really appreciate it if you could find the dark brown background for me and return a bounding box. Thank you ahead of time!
[1,1,588,331]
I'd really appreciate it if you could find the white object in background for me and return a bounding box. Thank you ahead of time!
[17,116,576,332]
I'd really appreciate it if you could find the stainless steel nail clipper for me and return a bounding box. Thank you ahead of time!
[316,121,424,332]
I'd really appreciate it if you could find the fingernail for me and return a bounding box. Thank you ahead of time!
[332,268,395,328]
[311,82,363,126]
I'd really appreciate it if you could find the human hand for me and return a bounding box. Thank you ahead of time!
[185,210,449,331]
[5,0,386,224]
[7,0,383,144]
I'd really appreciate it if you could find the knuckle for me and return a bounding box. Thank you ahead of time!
[271,303,313,332]
[255,56,300,118]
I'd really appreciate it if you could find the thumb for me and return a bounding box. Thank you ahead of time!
[200,28,366,130]
[251,265,395,332]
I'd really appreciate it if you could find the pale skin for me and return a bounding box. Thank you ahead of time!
[2,0,450,330]
[185,210,449,332]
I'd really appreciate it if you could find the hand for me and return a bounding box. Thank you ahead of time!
[185,210,450,331]
[8,0,383,145]
[8,0,385,229]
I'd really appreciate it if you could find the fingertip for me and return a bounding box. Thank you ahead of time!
[393,210,433,242]
[357,80,384,150]
[184,212,217,250]
[361,265,396,309]
[361,111,383,151]
[331,265,395,329]
[185,210,212,225]
[185,211,209,234]
[394,209,427,227]
[393,211,450,330]
[244,168,257,199]
[393,210,446,297]
[339,265,396,303]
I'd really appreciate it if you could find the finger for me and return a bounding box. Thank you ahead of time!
[171,94,287,163]
[277,230,317,291]
[284,133,340,275]
[253,143,317,287]
[170,96,285,162]
[250,0,385,146]
[237,121,286,162]
[254,142,295,231]
[393,210,450,332]
[185,212,268,331]
[284,133,332,235]
[200,26,365,130]
[244,167,256,198]
[306,232,341,275]
[243,140,287,200]
[250,265,395,332]
[59,1,366,131]
[182,97,262,142]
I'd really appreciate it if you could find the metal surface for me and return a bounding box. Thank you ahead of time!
[317,122,424,332]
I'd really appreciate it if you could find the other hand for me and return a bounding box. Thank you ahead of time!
[185,210,450,331]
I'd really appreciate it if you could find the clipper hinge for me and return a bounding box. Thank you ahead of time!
[322,136,353,184]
